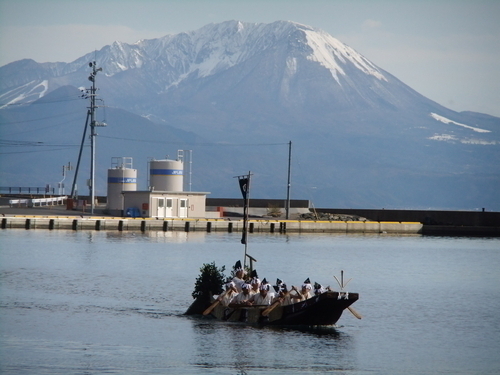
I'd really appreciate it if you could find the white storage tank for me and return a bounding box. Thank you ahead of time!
[107,157,137,214]
[149,159,183,191]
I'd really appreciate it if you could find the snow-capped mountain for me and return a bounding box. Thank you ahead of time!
[0,21,398,111]
[1,20,499,210]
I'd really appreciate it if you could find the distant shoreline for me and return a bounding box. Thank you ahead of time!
[1,211,498,237]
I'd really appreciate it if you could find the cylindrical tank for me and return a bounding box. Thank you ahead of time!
[149,159,183,191]
[107,158,137,213]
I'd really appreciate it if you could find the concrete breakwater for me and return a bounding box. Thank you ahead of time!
[1,215,423,234]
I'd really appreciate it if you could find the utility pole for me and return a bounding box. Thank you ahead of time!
[70,110,90,201]
[87,61,105,214]
[285,141,292,219]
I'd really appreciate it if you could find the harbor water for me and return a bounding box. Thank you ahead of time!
[1,229,499,374]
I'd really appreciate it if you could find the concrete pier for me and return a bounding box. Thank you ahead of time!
[1,199,499,236]
[1,215,425,234]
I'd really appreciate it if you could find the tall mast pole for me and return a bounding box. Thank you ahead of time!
[88,61,102,215]
[236,171,252,269]
[243,171,251,267]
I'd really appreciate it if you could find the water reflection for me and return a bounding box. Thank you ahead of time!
[104,230,191,242]
[190,318,356,373]
[2,230,498,374]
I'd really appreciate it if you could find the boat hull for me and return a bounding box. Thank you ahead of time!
[209,291,358,326]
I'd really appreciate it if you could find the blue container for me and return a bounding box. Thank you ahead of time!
[125,207,140,218]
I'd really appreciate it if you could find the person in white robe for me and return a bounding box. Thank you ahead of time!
[290,278,314,301]
[231,283,252,305]
[248,283,274,306]
[231,261,247,292]
[218,281,238,307]
[250,276,261,296]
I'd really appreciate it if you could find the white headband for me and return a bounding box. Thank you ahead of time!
[251,277,261,285]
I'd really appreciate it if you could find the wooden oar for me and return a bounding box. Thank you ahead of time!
[261,284,299,316]
[227,304,270,309]
[289,285,303,299]
[347,306,362,319]
[261,299,281,316]
[203,289,230,316]
[334,273,362,319]
[261,290,288,316]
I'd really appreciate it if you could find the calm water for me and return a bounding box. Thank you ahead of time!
[1,229,499,374]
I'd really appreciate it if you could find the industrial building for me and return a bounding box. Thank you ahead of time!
[106,155,209,218]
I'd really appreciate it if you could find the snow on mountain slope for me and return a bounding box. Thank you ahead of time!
[0,20,388,102]
[302,26,387,84]
[428,133,497,145]
[1,20,497,145]
[430,112,490,133]
[0,80,48,109]
[151,20,387,87]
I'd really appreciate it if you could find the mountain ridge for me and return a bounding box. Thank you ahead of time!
[1,20,499,210]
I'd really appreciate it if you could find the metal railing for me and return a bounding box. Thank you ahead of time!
[9,196,67,207]
[0,186,56,195]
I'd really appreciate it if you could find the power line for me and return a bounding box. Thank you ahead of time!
[99,134,288,147]
[0,140,80,147]
[0,95,83,108]
[0,146,80,155]
[1,115,83,138]
[0,140,44,146]
[0,109,83,126]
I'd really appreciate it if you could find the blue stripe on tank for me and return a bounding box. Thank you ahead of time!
[108,177,137,183]
[150,169,183,175]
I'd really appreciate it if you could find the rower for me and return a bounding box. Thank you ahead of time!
[250,270,261,296]
[231,260,246,292]
[220,281,238,307]
[231,283,252,305]
[291,278,313,301]
[314,282,327,295]
[230,282,253,322]
[274,279,293,306]
[248,280,274,306]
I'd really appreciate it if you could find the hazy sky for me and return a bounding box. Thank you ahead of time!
[1,0,499,116]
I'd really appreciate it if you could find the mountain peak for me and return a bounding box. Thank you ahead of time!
[1,20,499,210]
[302,27,387,83]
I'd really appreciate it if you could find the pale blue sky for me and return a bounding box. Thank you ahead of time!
[1,0,499,116]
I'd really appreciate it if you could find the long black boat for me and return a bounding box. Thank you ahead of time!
[209,290,359,326]
[185,171,361,326]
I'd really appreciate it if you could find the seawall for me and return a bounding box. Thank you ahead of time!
[2,196,499,236]
[3,215,499,236]
[3,215,498,236]
[1,215,424,234]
